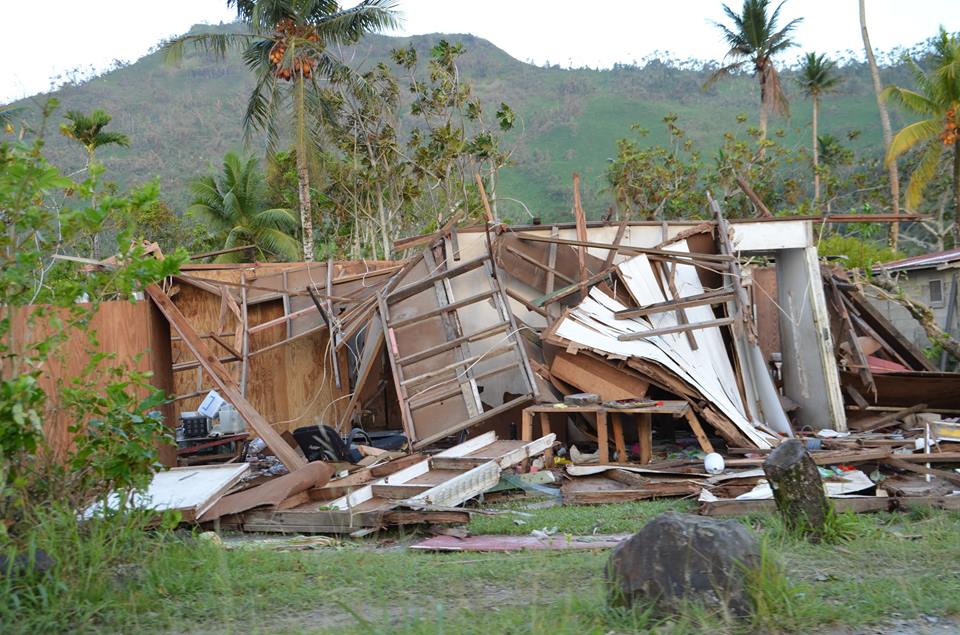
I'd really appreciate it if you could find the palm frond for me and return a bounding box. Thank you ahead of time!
[256,227,302,260]
[0,104,24,127]
[797,52,842,97]
[904,142,944,211]
[704,61,748,89]
[93,131,130,148]
[254,207,300,231]
[314,0,399,45]
[763,65,790,115]
[886,118,941,162]
[882,86,938,116]
[162,32,253,67]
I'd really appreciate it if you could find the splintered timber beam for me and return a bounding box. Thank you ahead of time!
[145,284,307,471]
[614,290,736,319]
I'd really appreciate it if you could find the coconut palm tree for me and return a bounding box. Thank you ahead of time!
[188,152,301,262]
[59,109,130,257]
[164,0,398,262]
[797,52,842,206]
[883,28,960,238]
[706,0,802,142]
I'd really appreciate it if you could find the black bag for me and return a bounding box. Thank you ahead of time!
[292,425,361,463]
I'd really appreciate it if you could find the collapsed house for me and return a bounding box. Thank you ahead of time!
[34,206,960,532]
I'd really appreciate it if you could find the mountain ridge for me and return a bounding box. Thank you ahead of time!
[7,24,919,221]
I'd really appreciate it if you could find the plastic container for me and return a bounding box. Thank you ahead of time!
[218,405,245,435]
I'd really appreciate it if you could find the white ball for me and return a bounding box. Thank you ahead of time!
[704,453,725,475]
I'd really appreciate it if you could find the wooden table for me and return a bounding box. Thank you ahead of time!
[520,401,713,466]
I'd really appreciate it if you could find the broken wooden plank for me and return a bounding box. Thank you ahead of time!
[613,290,735,320]
[882,457,960,487]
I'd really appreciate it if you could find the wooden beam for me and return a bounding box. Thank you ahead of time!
[617,318,735,342]
[145,284,307,471]
[852,403,928,433]
[475,173,495,223]
[397,321,511,367]
[389,290,497,329]
[389,256,486,304]
[614,290,735,319]
[882,457,960,487]
[515,232,734,263]
[735,173,773,218]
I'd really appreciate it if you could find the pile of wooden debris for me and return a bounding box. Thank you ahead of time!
[72,197,960,534]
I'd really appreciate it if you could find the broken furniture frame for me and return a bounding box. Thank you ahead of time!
[520,401,710,466]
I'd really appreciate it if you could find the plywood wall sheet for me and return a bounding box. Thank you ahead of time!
[9,300,174,461]
[750,266,781,364]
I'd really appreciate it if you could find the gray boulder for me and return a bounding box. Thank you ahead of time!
[605,511,761,619]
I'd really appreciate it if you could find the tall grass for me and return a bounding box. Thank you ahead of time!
[0,505,223,634]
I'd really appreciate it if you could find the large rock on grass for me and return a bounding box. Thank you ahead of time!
[605,512,760,619]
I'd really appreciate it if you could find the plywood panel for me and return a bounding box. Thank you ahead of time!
[9,300,174,463]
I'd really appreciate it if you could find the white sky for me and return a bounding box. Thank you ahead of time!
[2,0,956,103]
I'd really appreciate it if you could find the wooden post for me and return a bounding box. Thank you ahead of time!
[611,413,627,463]
[573,173,588,300]
[539,412,554,466]
[596,409,609,464]
[638,413,652,464]
[521,408,533,472]
[763,439,829,541]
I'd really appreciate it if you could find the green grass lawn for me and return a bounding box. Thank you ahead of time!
[3,500,959,634]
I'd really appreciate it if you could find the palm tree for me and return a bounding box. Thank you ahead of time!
[164,0,398,262]
[706,0,802,142]
[59,109,130,257]
[883,28,960,239]
[60,109,130,165]
[188,152,301,262]
[797,52,842,206]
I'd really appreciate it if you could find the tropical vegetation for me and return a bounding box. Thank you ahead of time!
[706,0,802,142]
[164,0,399,261]
[883,28,960,238]
[188,151,300,261]
[797,52,842,206]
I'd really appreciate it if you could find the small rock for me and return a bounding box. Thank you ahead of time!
[0,549,55,579]
[605,512,761,620]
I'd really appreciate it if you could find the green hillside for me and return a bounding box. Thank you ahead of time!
[7,25,918,223]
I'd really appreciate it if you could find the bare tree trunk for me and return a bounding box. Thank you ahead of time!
[488,161,498,220]
[377,187,391,260]
[758,89,768,144]
[295,76,315,262]
[812,96,820,207]
[763,439,830,542]
[758,68,769,159]
[860,0,901,249]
